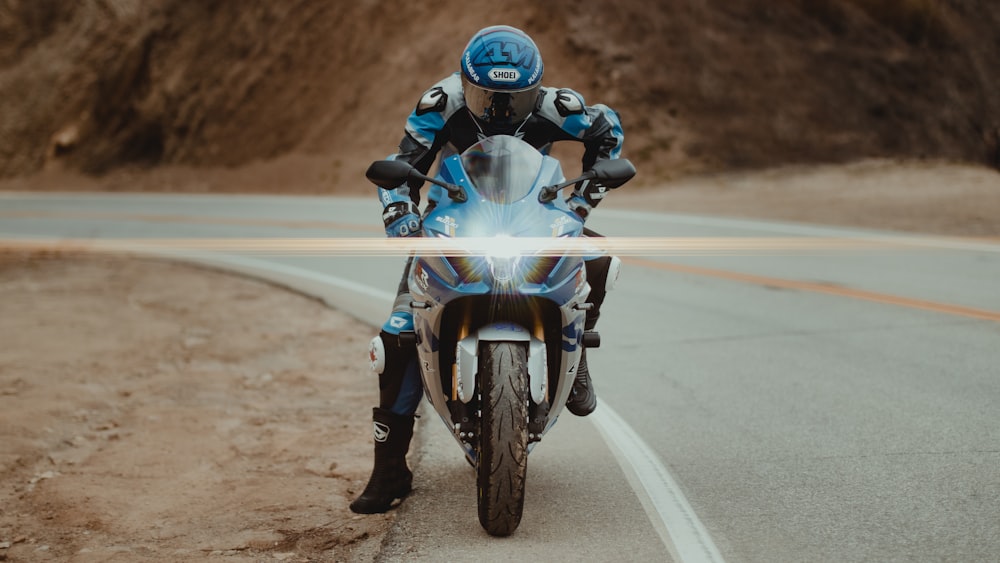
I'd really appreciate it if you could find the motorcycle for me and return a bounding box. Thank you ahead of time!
[366,135,635,536]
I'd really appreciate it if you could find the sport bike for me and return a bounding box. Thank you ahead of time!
[366,135,635,536]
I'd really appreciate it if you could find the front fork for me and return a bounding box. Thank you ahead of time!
[448,389,550,448]
[449,321,599,449]
[452,323,550,448]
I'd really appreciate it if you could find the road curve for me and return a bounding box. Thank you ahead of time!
[3,192,999,562]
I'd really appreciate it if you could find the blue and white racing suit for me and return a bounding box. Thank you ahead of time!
[375,72,625,416]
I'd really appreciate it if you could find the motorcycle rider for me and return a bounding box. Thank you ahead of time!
[351,24,625,514]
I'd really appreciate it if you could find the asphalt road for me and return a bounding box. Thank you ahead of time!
[2,192,998,562]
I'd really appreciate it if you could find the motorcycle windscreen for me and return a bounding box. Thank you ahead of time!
[460,135,544,204]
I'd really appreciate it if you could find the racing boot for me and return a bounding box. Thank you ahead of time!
[566,348,597,416]
[349,407,415,514]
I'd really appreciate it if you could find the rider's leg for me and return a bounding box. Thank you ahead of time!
[350,258,422,514]
[566,254,618,417]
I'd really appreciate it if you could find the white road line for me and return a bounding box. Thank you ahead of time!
[141,250,395,327]
[592,404,726,563]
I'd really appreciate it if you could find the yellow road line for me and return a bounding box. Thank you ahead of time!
[622,256,1000,323]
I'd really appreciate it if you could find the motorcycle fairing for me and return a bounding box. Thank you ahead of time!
[406,135,592,455]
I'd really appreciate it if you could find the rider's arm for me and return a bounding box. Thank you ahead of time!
[378,133,431,238]
[536,87,625,220]
[572,103,624,219]
[379,74,463,236]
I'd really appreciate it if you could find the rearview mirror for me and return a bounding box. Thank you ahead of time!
[538,158,637,203]
[365,160,416,189]
[590,158,636,189]
[365,159,469,203]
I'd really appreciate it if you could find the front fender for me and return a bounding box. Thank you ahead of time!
[455,322,547,404]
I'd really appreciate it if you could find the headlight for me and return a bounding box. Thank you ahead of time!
[434,235,563,287]
[483,235,521,284]
[487,254,521,283]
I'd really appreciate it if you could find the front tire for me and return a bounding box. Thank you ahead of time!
[476,341,529,536]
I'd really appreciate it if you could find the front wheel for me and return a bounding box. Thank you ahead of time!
[476,341,530,536]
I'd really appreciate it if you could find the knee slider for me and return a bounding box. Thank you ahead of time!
[369,330,415,376]
[369,334,387,374]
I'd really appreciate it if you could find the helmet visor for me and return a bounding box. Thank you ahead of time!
[463,77,539,128]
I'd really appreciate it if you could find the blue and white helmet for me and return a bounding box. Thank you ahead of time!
[460,25,544,132]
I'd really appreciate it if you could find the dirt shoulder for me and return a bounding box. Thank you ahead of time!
[0,253,389,562]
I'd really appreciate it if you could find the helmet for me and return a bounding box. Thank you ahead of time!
[460,25,544,133]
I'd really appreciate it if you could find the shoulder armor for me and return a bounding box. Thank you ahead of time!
[554,88,585,116]
[416,86,447,115]
[414,73,464,119]
[537,86,594,138]
[406,73,465,148]
[538,87,586,120]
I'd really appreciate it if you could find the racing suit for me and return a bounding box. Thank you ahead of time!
[350,72,624,514]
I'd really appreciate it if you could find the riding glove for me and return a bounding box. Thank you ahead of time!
[382,201,422,237]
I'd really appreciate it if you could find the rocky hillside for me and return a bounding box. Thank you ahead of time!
[1,0,998,189]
